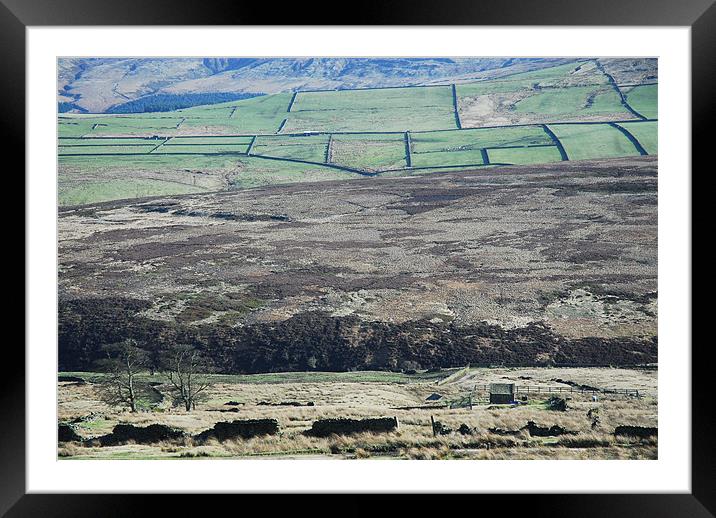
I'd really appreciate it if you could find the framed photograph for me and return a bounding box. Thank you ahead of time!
[6,0,710,514]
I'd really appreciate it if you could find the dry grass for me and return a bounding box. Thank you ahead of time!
[58,367,657,460]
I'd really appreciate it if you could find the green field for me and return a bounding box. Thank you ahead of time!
[330,133,407,172]
[59,145,158,155]
[283,107,456,133]
[58,60,658,205]
[454,60,636,128]
[619,120,658,155]
[409,126,555,167]
[293,86,451,111]
[548,123,643,161]
[229,156,355,189]
[514,86,627,117]
[500,61,594,81]
[59,94,293,138]
[457,61,597,98]
[412,126,553,151]
[58,152,241,170]
[181,93,292,134]
[456,79,543,97]
[58,119,102,137]
[59,178,206,206]
[457,61,602,90]
[59,137,161,146]
[411,148,486,168]
[487,145,564,165]
[252,134,330,162]
[58,152,355,205]
[170,136,254,145]
[153,145,249,154]
[82,116,184,135]
[624,84,658,119]
[281,86,456,133]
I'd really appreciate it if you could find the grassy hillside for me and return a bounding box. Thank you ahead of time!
[549,123,646,161]
[58,58,657,205]
[623,84,658,119]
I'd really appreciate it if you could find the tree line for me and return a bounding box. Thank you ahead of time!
[104,92,262,114]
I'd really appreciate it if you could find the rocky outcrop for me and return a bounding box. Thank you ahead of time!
[97,423,185,446]
[522,421,576,437]
[614,425,657,438]
[194,419,279,442]
[58,423,83,442]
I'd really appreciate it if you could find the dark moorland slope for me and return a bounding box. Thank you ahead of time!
[58,157,657,372]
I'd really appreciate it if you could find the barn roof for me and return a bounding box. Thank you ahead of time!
[489,383,515,394]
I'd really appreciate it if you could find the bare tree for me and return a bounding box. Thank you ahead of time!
[95,339,149,413]
[163,345,213,411]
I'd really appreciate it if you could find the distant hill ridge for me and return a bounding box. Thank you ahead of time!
[58,57,572,113]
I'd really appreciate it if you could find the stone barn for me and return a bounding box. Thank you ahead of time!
[489,383,515,404]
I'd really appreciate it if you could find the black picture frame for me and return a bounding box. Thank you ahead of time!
[4,0,710,515]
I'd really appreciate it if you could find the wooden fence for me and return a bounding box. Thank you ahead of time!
[444,384,644,409]
[467,384,642,397]
[392,382,646,411]
[515,385,641,397]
